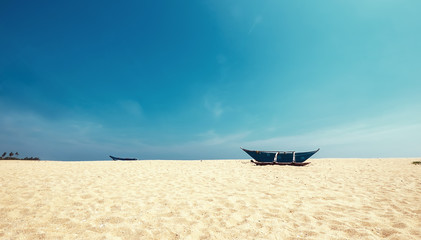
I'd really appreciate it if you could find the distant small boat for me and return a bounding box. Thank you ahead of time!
[109,155,138,161]
[241,148,319,166]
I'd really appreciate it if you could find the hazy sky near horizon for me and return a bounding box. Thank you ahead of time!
[1,0,421,160]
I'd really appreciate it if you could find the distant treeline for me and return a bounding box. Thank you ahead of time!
[0,152,40,160]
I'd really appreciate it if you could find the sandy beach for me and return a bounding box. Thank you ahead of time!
[0,158,420,240]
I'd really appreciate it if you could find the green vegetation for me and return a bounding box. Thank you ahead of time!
[0,152,40,160]
[412,161,421,165]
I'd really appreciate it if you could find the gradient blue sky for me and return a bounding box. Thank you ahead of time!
[1,0,420,160]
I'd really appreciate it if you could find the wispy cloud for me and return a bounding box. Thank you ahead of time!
[133,130,251,159]
[204,96,224,118]
[248,15,262,34]
[199,130,250,146]
[2,99,420,160]
[216,54,227,65]
[119,100,143,117]
[242,112,421,158]
[0,105,110,160]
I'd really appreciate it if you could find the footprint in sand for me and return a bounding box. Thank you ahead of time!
[379,228,398,238]
[81,194,92,199]
[392,222,407,229]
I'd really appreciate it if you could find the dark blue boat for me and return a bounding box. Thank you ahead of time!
[109,155,138,161]
[241,148,319,165]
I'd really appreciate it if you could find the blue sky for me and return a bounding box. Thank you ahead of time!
[1,0,421,160]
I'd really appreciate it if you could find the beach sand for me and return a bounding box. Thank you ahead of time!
[0,158,420,240]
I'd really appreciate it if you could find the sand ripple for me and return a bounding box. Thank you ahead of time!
[0,158,420,239]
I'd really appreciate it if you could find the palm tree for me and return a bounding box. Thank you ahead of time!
[2,152,6,158]
[15,152,19,157]
[9,152,14,157]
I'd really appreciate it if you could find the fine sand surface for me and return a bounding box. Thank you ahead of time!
[0,159,420,240]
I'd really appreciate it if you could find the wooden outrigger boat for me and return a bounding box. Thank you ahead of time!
[109,155,138,161]
[241,148,319,166]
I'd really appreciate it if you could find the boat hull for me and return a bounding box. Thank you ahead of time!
[241,148,319,163]
[109,156,138,161]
